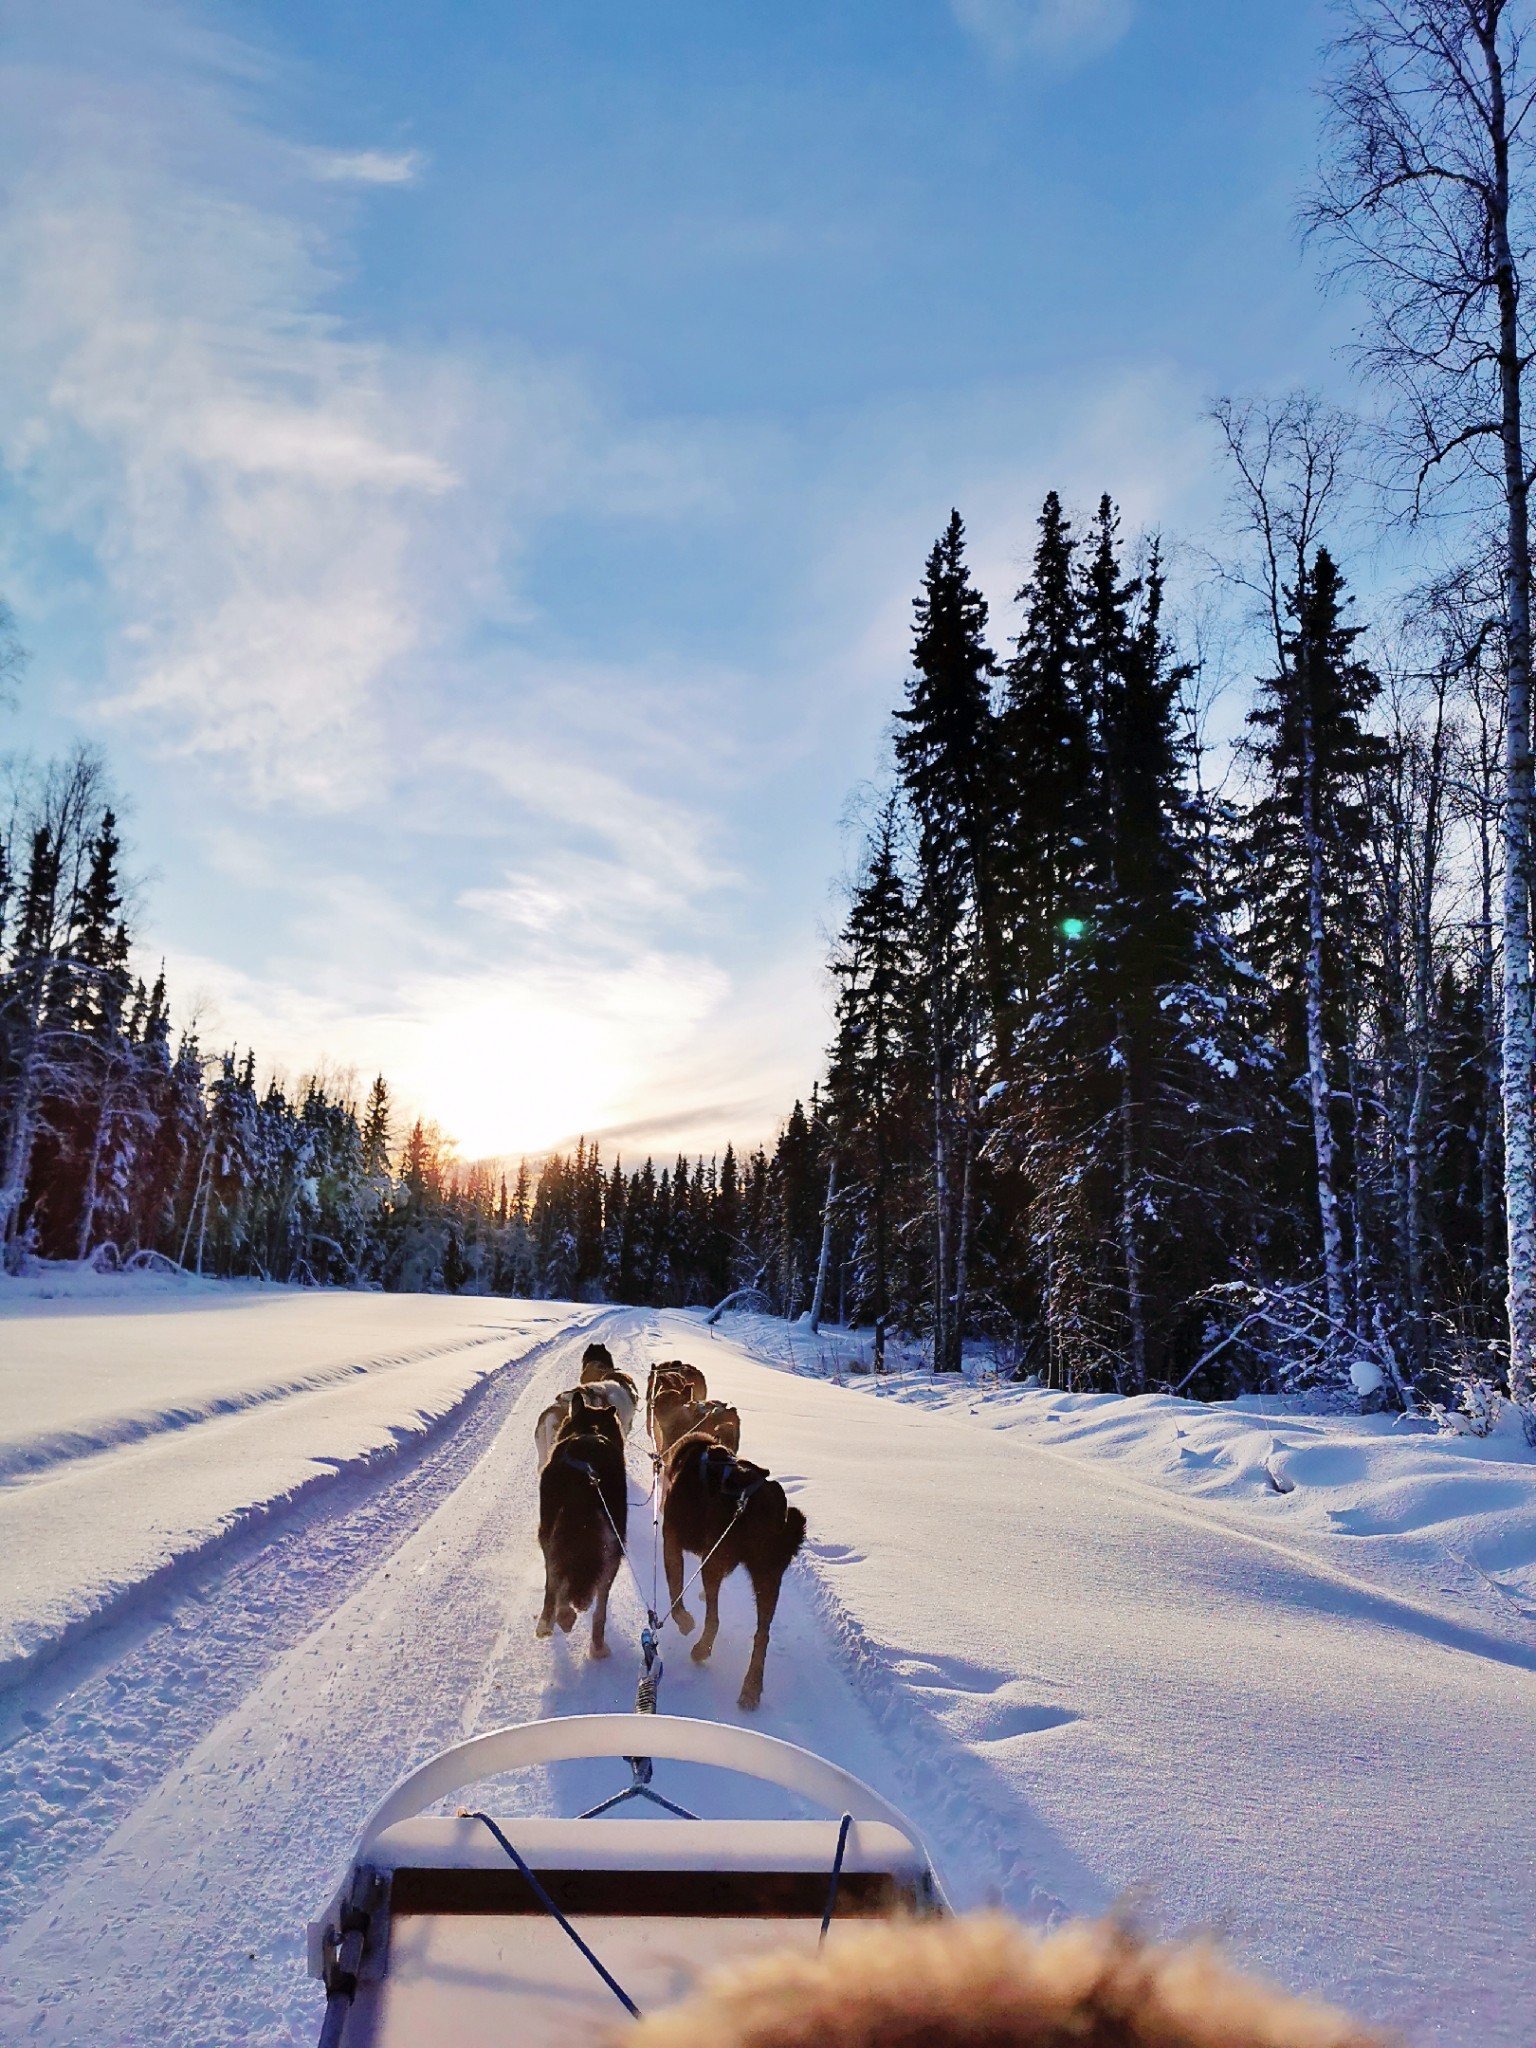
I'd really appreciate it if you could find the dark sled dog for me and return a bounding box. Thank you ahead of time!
[661,1435,806,1710]
[536,1389,627,1659]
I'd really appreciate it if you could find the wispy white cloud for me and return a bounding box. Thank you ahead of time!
[0,154,458,800]
[304,147,426,187]
[0,11,725,809]
[950,0,1134,66]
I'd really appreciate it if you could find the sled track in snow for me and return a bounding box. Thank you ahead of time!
[0,1313,617,1938]
[0,1315,605,1698]
[0,1332,518,1484]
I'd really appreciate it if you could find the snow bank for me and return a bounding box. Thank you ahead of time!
[710,1309,1536,1635]
[0,1285,594,1689]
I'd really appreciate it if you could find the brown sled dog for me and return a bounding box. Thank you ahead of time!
[647,1360,707,1440]
[662,1436,806,1709]
[536,1389,627,1659]
[653,1393,741,1456]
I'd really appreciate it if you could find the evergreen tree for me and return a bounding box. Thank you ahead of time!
[997,492,1093,1025]
[1246,547,1388,1338]
[895,511,998,1368]
[827,799,915,1365]
[1009,505,1271,1389]
[361,1075,392,1180]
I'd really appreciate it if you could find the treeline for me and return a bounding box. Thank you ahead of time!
[0,767,828,1306]
[783,0,1536,1425]
[786,483,1510,1409]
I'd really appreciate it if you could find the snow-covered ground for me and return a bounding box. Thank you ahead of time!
[0,1277,595,1687]
[1,1292,1533,2045]
[722,1309,1536,1638]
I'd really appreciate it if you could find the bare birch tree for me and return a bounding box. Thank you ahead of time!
[1309,0,1536,1415]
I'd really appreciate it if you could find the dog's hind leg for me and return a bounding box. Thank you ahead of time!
[737,1564,784,1710]
[589,1545,620,1660]
[536,1542,558,1638]
[690,1555,729,1665]
[663,1525,695,1634]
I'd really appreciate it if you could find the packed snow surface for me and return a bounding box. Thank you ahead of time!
[1,1291,1532,2046]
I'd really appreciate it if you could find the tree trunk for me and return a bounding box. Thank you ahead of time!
[1486,29,1536,1415]
[1402,705,1446,1386]
[75,1050,118,1262]
[931,1033,952,1374]
[807,1154,838,1333]
[1116,1015,1148,1391]
[950,1081,975,1372]
[1301,707,1350,1340]
[0,1045,43,1267]
[1480,852,1505,1288]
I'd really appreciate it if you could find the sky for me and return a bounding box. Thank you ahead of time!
[0,0,1356,1165]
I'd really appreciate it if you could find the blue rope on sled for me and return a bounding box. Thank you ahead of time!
[463,1810,642,2017]
[820,1813,854,1948]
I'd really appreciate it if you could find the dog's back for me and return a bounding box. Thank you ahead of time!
[691,1399,741,1453]
[651,1384,701,1452]
[537,1379,637,1465]
[538,1393,627,1615]
[663,1436,806,1573]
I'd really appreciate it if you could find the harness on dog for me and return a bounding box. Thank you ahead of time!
[584,1453,751,1719]
[698,1442,769,1504]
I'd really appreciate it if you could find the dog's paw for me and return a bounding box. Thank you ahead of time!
[535,1618,553,1638]
[690,1638,714,1664]
[589,1639,612,1660]
[557,1605,577,1633]
[736,1683,762,1711]
[672,1605,696,1635]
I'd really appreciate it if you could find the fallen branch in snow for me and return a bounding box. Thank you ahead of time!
[1175,1277,1423,1411]
[706,1284,772,1326]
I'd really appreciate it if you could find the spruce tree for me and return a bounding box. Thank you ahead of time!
[895,511,998,1367]
[1016,503,1268,1389]
[827,799,914,1366]
[997,492,1093,1024]
[361,1075,392,1181]
[1246,547,1387,1339]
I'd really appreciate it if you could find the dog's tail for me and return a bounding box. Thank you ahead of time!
[774,1499,808,1572]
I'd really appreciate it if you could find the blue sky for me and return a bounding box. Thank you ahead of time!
[1,0,1352,1162]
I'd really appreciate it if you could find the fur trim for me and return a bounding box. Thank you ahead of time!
[621,1914,1390,2048]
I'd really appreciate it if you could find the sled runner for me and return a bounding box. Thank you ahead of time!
[309,1711,946,2047]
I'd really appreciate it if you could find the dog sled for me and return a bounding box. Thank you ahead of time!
[309,1711,947,2046]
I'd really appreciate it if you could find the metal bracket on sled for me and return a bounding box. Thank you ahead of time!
[578,1617,697,1819]
[579,1751,697,1820]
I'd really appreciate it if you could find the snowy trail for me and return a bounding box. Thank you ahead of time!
[0,1321,581,1936]
[0,1305,1531,2046]
[0,1312,923,2046]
